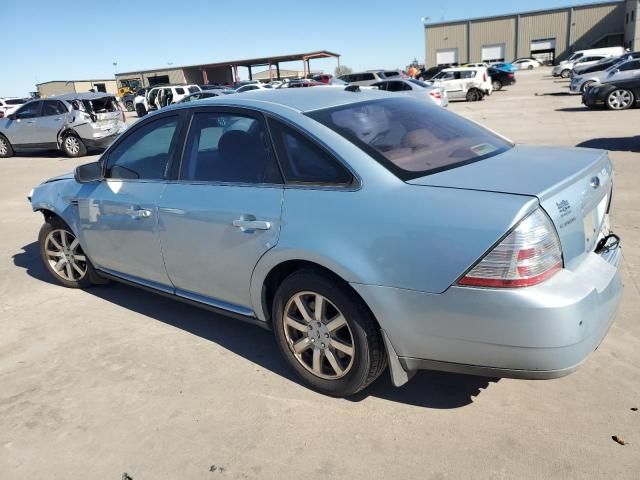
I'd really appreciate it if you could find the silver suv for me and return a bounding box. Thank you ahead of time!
[0,93,125,158]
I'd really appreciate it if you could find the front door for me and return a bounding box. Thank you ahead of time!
[158,109,284,311]
[77,113,184,289]
[4,100,42,146]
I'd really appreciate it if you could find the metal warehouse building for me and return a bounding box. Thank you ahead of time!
[36,79,118,98]
[424,0,640,66]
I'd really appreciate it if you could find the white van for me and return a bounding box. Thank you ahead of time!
[558,47,624,65]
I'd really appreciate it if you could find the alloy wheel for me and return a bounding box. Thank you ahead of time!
[283,291,355,380]
[65,136,80,155]
[607,90,633,110]
[0,137,7,156]
[44,229,88,282]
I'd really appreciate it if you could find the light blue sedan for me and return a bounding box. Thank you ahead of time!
[29,87,622,396]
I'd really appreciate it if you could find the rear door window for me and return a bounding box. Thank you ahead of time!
[42,100,67,116]
[268,120,353,185]
[307,97,512,180]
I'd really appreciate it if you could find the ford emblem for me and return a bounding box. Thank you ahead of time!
[590,176,600,189]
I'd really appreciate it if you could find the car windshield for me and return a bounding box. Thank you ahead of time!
[307,98,513,180]
[408,79,429,88]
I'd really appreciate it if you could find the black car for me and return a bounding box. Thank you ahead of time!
[488,68,516,91]
[417,64,457,80]
[583,77,640,110]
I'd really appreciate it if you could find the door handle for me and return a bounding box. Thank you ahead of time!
[233,218,271,231]
[26,120,35,124]
[128,207,152,219]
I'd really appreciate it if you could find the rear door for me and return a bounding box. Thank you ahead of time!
[76,112,185,289]
[158,108,284,312]
[37,100,68,145]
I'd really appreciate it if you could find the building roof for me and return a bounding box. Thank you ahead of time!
[36,79,115,86]
[115,50,341,76]
[424,0,622,27]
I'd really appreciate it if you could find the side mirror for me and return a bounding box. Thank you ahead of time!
[75,161,104,183]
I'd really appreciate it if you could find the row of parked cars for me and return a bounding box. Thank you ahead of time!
[549,46,640,110]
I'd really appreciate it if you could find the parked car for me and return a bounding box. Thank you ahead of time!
[583,76,640,110]
[28,88,622,397]
[178,90,235,103]
[338,71,386,86]
[553,54,612,78]
[416,65,450,80]
[0,93,125,158]
[558,47,625,66]
[276,79,325,88]
[0,97,28,118]
[236,83,272,93]
[487,68,516,91]
[571,57,640,94]
[489,62,516,73]
[427,67,492,101]
[371,79,448,107]
[512,58,541,70]
[136,85,201,117]
[463,63,489,68]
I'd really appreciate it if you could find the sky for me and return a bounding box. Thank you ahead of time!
[2,0,613,96]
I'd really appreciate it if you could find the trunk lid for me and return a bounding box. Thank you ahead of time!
[408,145,613,268]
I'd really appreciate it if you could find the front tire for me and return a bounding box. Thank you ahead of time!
[272,270,387,397]
[135,104,147,117]
[606,89,634,110]
[0,134,14,158]
[61,134,87,157]
[124,100,134,112]
[581,81,595,93]
[38,218,105,289]
[560,69,571,79]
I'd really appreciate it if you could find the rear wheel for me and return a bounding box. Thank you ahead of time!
[492,80,502,91]
[528,65,534,70]
[560,69,571,79]
[61,133,87,157]
[38,218,106,289]
[0,134,14,158]
[272,270,386,397]
[466,89,480,101]
[606,89,634,110]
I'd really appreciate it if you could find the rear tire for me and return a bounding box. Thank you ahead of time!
[466,89,480,101]
[272,270,387,397]
[38,218,106,289]
[135,104,147,117]
[0,134,14,158]
[61,133,87,157]
[528,65,534,70]
[492,80,502,91]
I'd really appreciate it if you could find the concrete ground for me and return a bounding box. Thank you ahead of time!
[1,68,639,479]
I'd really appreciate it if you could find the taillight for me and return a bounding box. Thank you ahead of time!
[508,73,514,78]
[458,209,563,288]
[483,73,487,82]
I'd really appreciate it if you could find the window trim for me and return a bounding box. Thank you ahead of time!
[100,111,187,182]
[173,105,284,187]
[265,115,360,190]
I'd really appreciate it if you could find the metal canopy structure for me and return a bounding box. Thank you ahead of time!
[116,50,341,84]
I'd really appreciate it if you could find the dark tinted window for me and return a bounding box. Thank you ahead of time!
[308,98,512,180]
[42,100,67,116]
[106,115,179,180]
[386,81,411,92]
[618,60,640,71]
[94,83,106,93]
[181,112,280,184]
[362,73,375,81]
[6,99,26,105]
[175,87,185,95]
[15,101,41,119]
[269,120,352,185]
[372,82,387,90]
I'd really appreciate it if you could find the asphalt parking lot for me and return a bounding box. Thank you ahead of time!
[1,67,639,479]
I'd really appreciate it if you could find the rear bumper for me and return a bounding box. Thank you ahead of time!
[352,246,622,381]
[82,134,119,149]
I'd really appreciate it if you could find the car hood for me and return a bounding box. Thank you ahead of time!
[43,172,75,184]
[408,144,613,267]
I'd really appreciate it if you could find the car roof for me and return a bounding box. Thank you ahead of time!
[161,86,393,113]
[52,92,116,101]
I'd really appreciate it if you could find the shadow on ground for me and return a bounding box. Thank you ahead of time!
[14,241,497,409]
[577,136,640,152]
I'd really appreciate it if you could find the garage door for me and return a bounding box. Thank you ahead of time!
[436,48,458,66]
[531,38,556,65]
[531,38,556,51]
[482,44,505,63]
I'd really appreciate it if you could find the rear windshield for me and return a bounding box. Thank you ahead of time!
[307,98,513,180]
[6,99,26,105]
